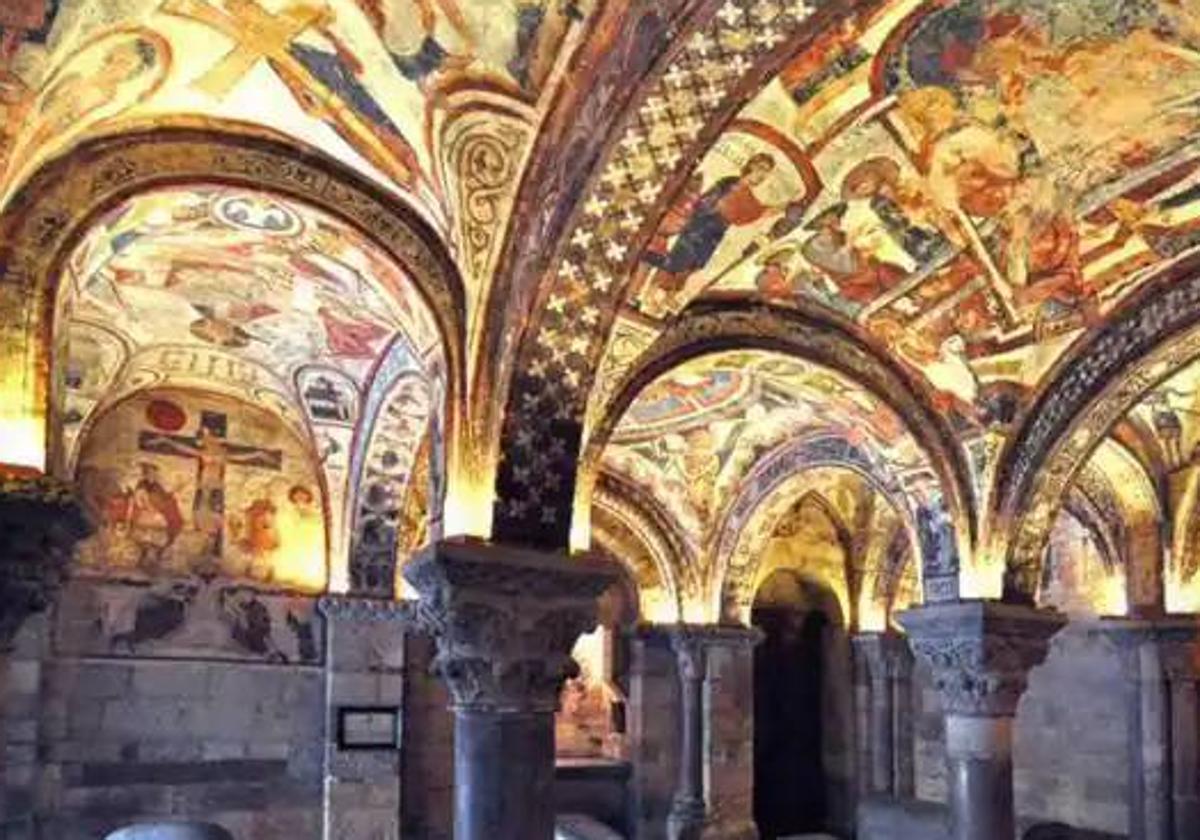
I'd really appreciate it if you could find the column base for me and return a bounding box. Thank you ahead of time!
[698,817,759,840]
[668,807,756,840]
[668,795,707,840]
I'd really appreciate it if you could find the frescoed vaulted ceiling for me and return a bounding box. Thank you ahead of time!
[8,0,1200,617]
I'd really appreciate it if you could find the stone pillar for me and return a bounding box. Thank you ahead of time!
[403,538,620,840]
[627,625,680,839]
[852,632,913,797]
[318,596,414,840]
[0,473,90,835]
[667,625,761,840]
[1093,618,1200,840]
[1165,639,1200,840]
[897,601,1065,840]
[892,639,916,798]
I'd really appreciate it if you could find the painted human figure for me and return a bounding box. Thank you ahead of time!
[640,154,783,314]
[126,462,185,571]
[630,171,703,314]
[29,35,160,154]
[140,413,283,565]
[509,0,584,90]
[799,203,907,308]
[240,495,280,581]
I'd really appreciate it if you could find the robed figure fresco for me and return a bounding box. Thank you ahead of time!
[637,154,783,316]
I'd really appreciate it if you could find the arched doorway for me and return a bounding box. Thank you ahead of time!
[753,569,849,839]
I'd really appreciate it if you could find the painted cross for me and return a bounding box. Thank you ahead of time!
[160,0,330,97]
[139,410,282,558]
[159,0,418,187]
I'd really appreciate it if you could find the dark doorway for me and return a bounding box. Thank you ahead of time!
[752,571,845,839]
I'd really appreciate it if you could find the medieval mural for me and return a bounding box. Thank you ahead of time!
[66,388,327,662]
[8,0,1200,649]
[605,0,1200,428]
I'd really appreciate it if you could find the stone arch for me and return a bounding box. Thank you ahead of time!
[348,369,434,596]
[0,124,466,483]
[710,437,919,625]
[590,468,688,622]
[989,250,1200,602]
[575,303,969,601]
[487,0,874,548]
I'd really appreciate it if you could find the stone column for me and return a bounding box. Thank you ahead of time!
[403,538,620,840]
[669,629,707,840]
[1165,638,1200,840]
[892,639,916,798]
[667,625,761,840]
[897,601,1065,840]
[852,632,913,797]
[0,473,90,834]
[1093,618,1200,840]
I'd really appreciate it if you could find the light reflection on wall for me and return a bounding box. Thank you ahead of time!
[857,583,887,633]
[1041,512,1128,617]
[0,364,45,471]
[443,461,495,540]
[1166,565,1200,614]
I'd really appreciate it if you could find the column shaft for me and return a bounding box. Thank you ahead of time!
[1169,674,1200,839]
[668,630,708,840]
[898,602,1064,840]
[945,716,1014,840]
[677,673,704,810]
[870,673,894,795]
[892,659,916,798]
[455,710,556,840]
[403,539,621,840]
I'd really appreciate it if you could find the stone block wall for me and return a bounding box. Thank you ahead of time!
[1,615,50,840]
[400,633,454,840]
[704,639,755,838]
[1014,624,1130,834]
[322,604,406,840]
[626,628,680,840]
[36,653,325,839]
[911,622,1132,836]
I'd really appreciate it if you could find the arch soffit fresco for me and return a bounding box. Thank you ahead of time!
[577,302,975,558]
[718,463,913,625]
[490,0,861,545]
[993,251,1200,601]
[590,478,686,623]
[492,0,1200,597]
[0,125,468,476]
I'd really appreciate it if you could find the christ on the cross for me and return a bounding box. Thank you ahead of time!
[139,411,282,566]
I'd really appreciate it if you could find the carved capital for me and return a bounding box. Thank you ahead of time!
[317,595,418,624]
[0,473,91,651]
[852,631,913,683]
[403,538,621,713]
[1087,617,1200,682]
[897,601,1065,717]
[668,624,764,682]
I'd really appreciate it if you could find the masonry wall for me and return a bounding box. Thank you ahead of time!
[0,585,464,840]
[36,652,325,839]
[626,628,681,840]
[912,622,1132,836]
[401,633,455,840]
